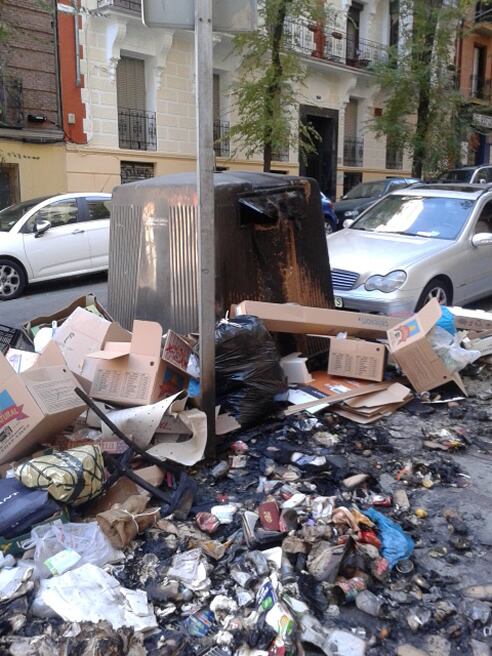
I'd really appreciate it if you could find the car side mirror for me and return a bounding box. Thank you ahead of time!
[341,195,347,200]
[34,220,51,238]
[472,232,492,247]
[479,178,487,184]
[343,218,355,229]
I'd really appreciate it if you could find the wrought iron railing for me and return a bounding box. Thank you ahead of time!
[272,148,290,161]
[476,1,492,22]
[97,0,141,13]
[284,19,388,69]
[344,137,364,167]
[118,108,157,151]
[213,120,230,157]
[470,75,492,102]
[386,145,403,170]
[0,77,23,129]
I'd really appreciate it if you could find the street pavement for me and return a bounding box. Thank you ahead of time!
[1,273,108,328]
[2,272,492,329]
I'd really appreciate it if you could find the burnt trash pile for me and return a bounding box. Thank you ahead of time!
[0,295,491,655]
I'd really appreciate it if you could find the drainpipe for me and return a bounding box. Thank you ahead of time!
[53,0,63,129]
[72,0,81,87]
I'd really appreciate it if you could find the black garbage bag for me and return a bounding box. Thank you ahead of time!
[215,316,286,427]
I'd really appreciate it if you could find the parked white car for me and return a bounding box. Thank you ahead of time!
[0,193,111,300]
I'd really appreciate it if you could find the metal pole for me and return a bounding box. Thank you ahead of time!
[195,0,216,456]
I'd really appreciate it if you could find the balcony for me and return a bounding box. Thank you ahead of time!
[118,108,157,151]
[475,2,492,33]
[344,137,364,167]
[470,75,492,103]
[284,19,388,70]
[213,120,230,157]
[97,0,141,14]
[0,77,23,129]
[386,145,403,170]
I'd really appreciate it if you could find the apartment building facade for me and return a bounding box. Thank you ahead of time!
[458,0,492,166]
[56,0,411,201]
[0,0,65,208]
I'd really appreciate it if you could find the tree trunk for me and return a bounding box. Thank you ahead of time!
[411,0,444,178]
[263,0,290,172]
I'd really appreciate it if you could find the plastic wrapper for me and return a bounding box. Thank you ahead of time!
[215,316,286,426]
[436,306,457,336]
[27,521,123,579]
[0,479,60,540]
[429,325,481,373]
[364,508,414,569]
[15,445,105,505]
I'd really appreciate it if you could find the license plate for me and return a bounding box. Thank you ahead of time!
[334,296,344,308]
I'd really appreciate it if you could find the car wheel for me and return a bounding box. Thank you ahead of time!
[416,277,452,311]
[0,259,26,300]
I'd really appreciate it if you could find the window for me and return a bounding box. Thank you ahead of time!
[121,161,155,184]
[475,167,492,183]
[86,199,111,221]
[26,200,78,231]
[117,57,146,112]
[386,180,409,192]
[475,200,492,233]
[389,0,399,48]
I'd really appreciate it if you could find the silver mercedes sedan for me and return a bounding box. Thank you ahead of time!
[327,184,492,315]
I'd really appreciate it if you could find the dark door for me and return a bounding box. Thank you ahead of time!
[299,106,338,199]
[0,165,19,210]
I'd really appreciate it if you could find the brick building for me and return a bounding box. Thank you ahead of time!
[0,0,65,208]
[458,1,492,166]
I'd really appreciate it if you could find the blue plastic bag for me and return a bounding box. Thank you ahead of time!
[364,508,414,569]
[436,306,456,336]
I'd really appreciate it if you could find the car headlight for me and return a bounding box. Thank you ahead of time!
[344,210,359,217]
[365,270,407,293]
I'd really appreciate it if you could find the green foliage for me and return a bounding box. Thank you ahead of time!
[229,0,325,171]
[370,0,474,178]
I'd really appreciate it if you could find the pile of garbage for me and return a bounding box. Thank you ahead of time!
[0,295,491,655]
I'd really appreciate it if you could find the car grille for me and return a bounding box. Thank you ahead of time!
[331,268,359,291]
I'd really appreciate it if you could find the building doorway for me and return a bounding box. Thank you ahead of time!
[299,105,338,199]
[0,165,20,210]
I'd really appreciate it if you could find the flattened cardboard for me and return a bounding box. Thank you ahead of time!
[231,300,399,339]
[326,338,386,382]
[54,307,130,389]
[284,382,389,416]
[450,306,492,332]
[0,344,86,464]
[387,299,466,395]
[87,321,165,406]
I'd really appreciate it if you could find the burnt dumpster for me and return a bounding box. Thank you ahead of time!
[108,171,334,333]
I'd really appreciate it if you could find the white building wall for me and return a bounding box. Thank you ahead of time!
[73,0,411,195]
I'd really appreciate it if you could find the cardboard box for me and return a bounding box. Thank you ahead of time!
[87,320,165,406]
[326,338,386,382]
[387,299,466,394]
[23,294,113,337]
[231,300,399,339]
[162,330,199,378]
[450,307,492,332]
[53,307,130,390]
[0,343,86,464]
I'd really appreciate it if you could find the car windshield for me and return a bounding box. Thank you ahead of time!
[344,181,387,200]
[441,169,473,183]
[350,194,474,240]
[0,198,49,233]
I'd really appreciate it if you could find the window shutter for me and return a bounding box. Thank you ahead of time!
[117,57,146,111]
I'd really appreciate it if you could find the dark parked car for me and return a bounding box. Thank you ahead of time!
[439,165,492,184]
[333,177,419,224]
